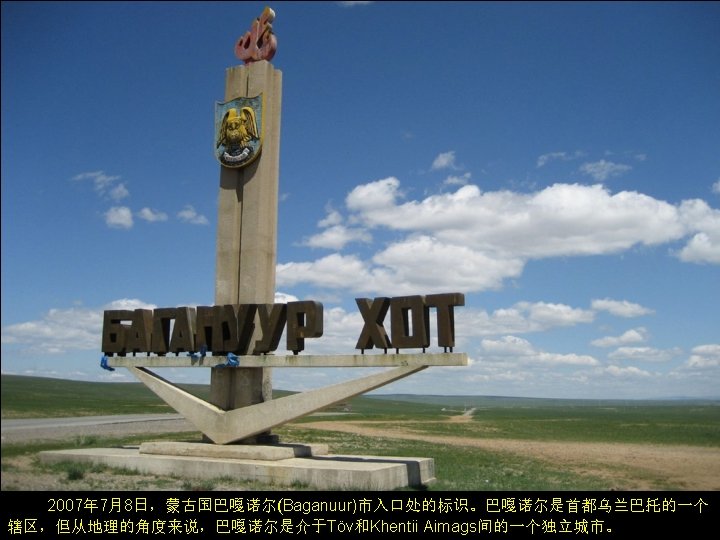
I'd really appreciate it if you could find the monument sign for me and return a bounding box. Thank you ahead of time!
[44,7,468,489]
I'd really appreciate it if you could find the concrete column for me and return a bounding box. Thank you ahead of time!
[212,61,282,442]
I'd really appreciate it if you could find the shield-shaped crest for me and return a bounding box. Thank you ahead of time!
[215,95,264,168]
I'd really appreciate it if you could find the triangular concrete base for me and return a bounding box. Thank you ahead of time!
[39,442,435,490]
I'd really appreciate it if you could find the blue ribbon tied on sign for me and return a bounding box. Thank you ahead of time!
[224,353,240,367]
[190,344,208,361]
[100,355,115,371]
[215,353,239,368]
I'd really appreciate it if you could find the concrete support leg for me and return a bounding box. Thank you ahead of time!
[209,367,275,443]
[128,365,425,445]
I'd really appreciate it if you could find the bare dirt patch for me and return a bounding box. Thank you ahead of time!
[300,415,720,491]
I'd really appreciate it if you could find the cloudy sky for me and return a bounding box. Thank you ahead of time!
[2,1,718,399]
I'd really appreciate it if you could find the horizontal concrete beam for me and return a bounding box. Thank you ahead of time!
[107,352,467,368]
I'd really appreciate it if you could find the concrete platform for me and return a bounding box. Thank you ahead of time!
[39,443,435,490]
[139,441,329,461]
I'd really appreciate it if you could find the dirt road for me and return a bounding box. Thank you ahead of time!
[299,418,720,490]
[1,414,195,445]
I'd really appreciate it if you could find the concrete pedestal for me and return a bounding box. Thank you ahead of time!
[39,442,435,490]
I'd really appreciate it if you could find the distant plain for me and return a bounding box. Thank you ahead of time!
[2,375,718,490]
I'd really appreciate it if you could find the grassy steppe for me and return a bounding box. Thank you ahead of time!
[2,375,718,490]
[0,375,293,418]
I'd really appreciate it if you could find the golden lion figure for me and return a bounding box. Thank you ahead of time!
[217,107,259,163]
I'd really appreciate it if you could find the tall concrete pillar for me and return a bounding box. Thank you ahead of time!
[212,60,282,442]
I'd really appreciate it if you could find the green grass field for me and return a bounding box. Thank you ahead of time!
[3,374,718,447]
[2,374,718,490]
[363,398,720,447]
[0,375,293,418]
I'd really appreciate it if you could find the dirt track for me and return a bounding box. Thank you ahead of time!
[299,414,720,491]
[1,414,193,445]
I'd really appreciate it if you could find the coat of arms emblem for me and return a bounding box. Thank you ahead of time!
[215,95,264,168]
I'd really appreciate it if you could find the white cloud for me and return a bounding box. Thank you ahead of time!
[675,199,720,264]
[279,238,523,295]
[678,198,719,229]
[591,298,654,318]
[480,336,599,366]
[591,327,648,347]
[451,302,595,340]
[431,151,458,171]
[579,160,632,181]
[678,232,720,264]
[687,344,720,368]
[177,205,209,225]
[109,183,130,201]
[443,172,471,186]
[274,291,299,304]
[303,225,371,250]
[0,299,156,354]
[604,365,651,377]
[137,207,168,222]
[536,150,585,168]
[537,152,568,168]
[318,210,343,228]
[277,253,376,291]
[713,179,720,195]
[104,299,158,311]
[371,235,524,293]
[346,177,401,212]
[73,170,128,200]
[302,209,371,249]
[481,335,535,357]
[73,170,121,192]
[458,305,585,337]
[346,180,688,258]
[104,206,133,229]
[518,301,595,327]
[608,346,682,362]
[285,177,719,294]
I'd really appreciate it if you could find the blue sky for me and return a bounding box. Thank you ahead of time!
[2,1,719,399]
